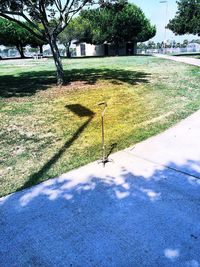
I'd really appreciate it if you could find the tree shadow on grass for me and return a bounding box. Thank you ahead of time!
[0,72,56,98]
[0,68,150,98]
[64,68,150,86]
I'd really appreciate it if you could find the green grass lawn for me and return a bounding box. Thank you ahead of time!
[0,56,200,197]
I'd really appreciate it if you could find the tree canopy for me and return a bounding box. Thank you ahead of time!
[167,0,200,36]
[78,1,156,47]
[0,18,46,58]
[58,17,91,57]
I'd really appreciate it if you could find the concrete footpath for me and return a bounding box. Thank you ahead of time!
[154,53,200,67]
[1,110,200,267]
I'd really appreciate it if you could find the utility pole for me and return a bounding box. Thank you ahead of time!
[160,0,168,53]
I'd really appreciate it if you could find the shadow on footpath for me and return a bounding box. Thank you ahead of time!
[0,159,200,266]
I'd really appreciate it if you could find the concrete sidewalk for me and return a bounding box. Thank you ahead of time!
[1,111,200,266]
[154,54,200,67]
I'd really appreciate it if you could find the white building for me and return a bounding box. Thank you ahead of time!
[75,42,137,57]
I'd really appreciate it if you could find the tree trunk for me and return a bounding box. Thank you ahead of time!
[49,37,64,85]
[114,42,119,56]
[39,45,43,55]
[16,44,25,58]
[133,42,137,55]
[66,40,71,58]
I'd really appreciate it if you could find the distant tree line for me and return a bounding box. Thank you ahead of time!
[137,39,200,50]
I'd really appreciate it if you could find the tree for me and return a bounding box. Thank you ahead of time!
[157,42,162,49]
[0,0,105,85]
[28,23,48,55]
[167,0,200,36]
[0,18,29,58]
[79,2,156,54]
[0,18,46,58]
[182,39,189,47]
[137,42,147,49]
[190,39,200,44]
[176,42,181,48]
[172,40,176,48]
[58,17,91,58]
[147,41,156,49]
[29,38,46,55]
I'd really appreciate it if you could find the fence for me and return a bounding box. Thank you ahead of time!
[137,47,200,55]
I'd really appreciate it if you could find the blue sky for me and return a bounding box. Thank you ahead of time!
[131,0,197,43]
